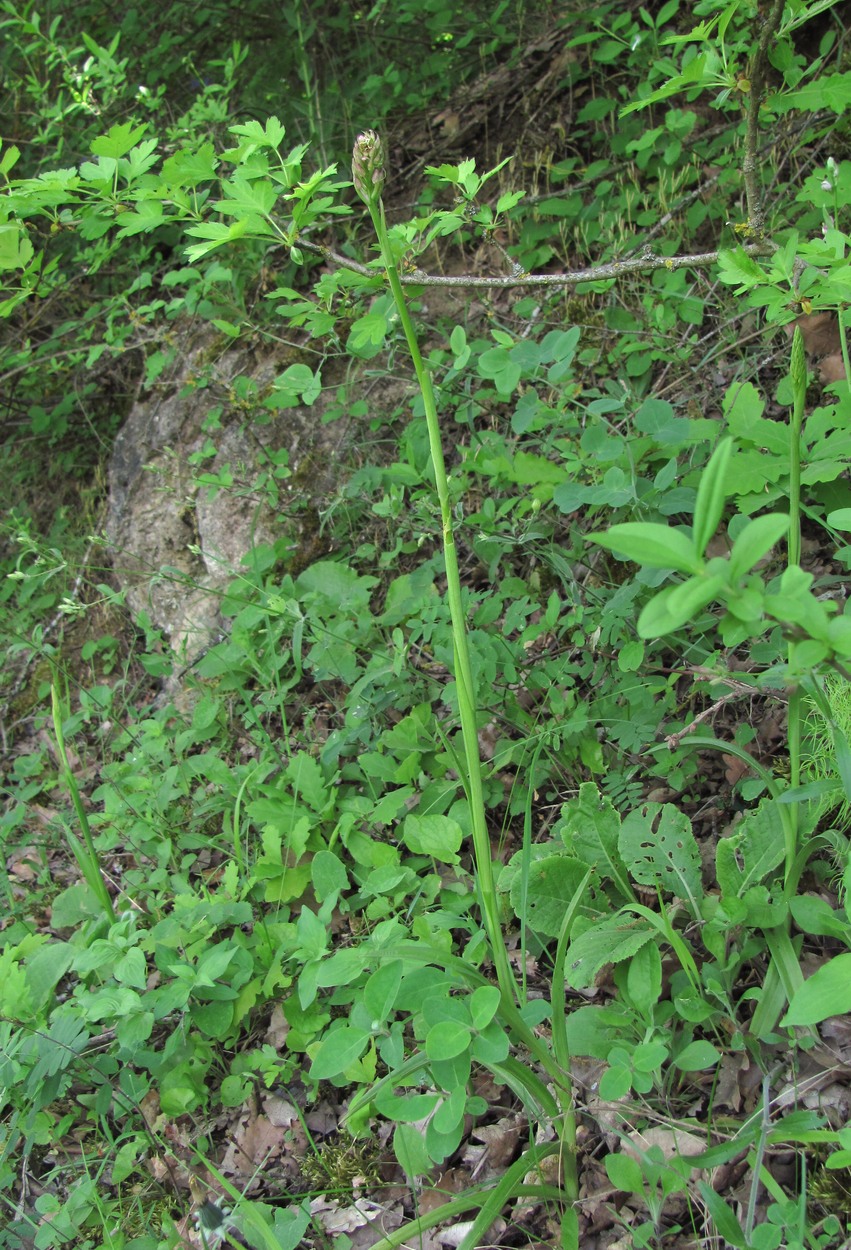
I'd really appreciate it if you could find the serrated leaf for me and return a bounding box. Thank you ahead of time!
[509,854,590,936]
[715,799,785,899]
[559,783,632,900]
[717,247,769,293]
[566,915,655,989]
[91,122,148,160]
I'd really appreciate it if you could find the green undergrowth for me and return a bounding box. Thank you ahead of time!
[5,0,851,1248]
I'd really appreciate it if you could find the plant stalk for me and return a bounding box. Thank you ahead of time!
[357,145,579,1202]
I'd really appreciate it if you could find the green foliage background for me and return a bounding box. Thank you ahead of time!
[4,0,851,1248]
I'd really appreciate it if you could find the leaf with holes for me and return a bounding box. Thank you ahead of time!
[619,804,702,919]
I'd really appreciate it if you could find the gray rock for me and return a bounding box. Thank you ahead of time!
[106,326,350,663]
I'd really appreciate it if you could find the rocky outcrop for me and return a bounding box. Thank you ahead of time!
[106,326,349,662]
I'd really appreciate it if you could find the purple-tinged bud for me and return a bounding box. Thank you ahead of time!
[352,130,386,207]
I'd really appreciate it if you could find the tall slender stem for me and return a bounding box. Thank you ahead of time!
[352,133,579,1208]
[786,327,806,882]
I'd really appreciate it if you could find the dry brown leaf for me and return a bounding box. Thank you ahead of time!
[262,1093,298,1127]
[819,352,846,383]
[723,753,750,786]
[622,1125,705,1164]
[264,1004,289,1049]
[788,311,842,357]
[221,1113,285,1176]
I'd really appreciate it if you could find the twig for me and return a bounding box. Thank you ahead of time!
[664,688,757,750]
[297,237,775,290]
[743,0,787,233]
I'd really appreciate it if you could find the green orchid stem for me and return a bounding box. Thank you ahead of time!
[786,328,806,883]
[365,194,578,1194]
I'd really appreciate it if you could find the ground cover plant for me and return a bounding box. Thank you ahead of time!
[3,0,851,1247]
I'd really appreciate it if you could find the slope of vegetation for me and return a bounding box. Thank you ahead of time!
[3,1,851,1248]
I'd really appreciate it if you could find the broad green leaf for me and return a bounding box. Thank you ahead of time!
[727,513,789,580]
[374,1089,440,1122]
[619,804,702,918]
[692,438,733,557]
[477,346,521,394]
[363,960,403,1024]
[715,799,785,899]
[509,854,590,936]
[566,916,655,989]
[394,1124,433,1178]
[828,508,851,532]
[0,143,21,176]
[781,953,851,1026]
[674,1040,722,1070]
[638,573,725,639]
[618,639,644,672]
[789,895,849,939]
[425,1020,471,1061]
[432,1086,466,1134]
[286,751,327,812]
[114,947,147,990]
[470,985,500,1031]
[470,1021,509,1064]
[605,1152,645,1194]
[309,1025,369,1078]
[403,813,463,864]
[627,941,662,1016]
[559,783,632,900]
[589,523,700,573]
[311,849,348,902]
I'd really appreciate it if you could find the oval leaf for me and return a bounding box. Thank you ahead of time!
[590,523,700,574]
[728,513,789,580]
[781,953,851,1027]
[693,438,734,558]
[309,1025,369,1079]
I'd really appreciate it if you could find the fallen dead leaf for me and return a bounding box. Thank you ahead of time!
[622,1125,706,1164]
[220,1113,285,1177]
